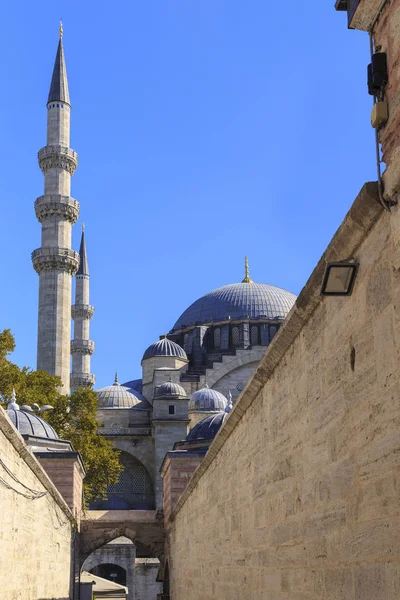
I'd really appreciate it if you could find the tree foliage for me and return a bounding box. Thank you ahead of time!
[0,329,121,502]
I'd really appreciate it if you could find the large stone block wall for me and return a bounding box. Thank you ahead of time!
[0,407,75,600]
[167,183,400,599]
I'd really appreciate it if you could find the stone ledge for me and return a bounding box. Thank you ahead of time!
[171,181,383,519]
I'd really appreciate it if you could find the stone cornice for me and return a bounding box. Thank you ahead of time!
[35,195,80,224]
[71,304,95,320]
[170,182,383,521]
[70,339,95,355]
[32,247,79,275]
[38,145,78,175]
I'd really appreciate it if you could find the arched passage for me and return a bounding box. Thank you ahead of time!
[80,523,164,566]
[90,450,154,510]
[89,563,127,586]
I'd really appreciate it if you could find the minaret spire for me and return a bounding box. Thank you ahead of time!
[71,227,95,391]
[242,256,253,283]
[32,28,79,392]
[48,23,70,106]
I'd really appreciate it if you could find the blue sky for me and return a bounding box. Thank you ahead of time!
[0,2,374,388]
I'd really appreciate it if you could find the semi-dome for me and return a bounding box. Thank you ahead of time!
[142,338,187,361]
[189,385,227,412]
[6,393,58,440]
[154,382,187,397]
[172,281,296,331]
[186,412,226,441]
[97,374,149,409]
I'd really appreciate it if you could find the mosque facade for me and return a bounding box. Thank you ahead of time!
[28,27,296,600]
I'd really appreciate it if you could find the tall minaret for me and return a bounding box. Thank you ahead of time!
[71,226,95,391]
[32,23,80,392]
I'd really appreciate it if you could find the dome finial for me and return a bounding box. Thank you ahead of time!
[242,256,253,283]
[114,371,119,385]
[8,388,20,411]
[59,19,63,39]
[225,390,233,413]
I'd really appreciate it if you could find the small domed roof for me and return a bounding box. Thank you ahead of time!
[97,374,148,409]
[188,385,227,412]
[6,391,58,440]
[186,412,226,441]
[142,338,187,361]
[154,382,187,398]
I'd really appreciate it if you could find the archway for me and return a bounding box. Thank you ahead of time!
[89,563,127,586]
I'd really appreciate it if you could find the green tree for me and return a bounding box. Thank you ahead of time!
[0,329,121,502]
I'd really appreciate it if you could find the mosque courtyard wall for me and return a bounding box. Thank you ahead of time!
[165,182,400,599]
[0,406,75,600]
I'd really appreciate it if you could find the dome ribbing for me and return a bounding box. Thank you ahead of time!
[154,382,187,397]
[186,412,226,441]
[6,407,59,440]
[172,282,296,330]
[189,386,227,412]
[142,338,187,361]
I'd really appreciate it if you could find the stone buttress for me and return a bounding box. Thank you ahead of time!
[32,26,79,392]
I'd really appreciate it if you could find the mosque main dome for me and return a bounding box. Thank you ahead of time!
[172,281,296,331]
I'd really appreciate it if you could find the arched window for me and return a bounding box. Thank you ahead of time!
[213,328,221,348]
[270,325,277,340]
[231,326,240,347]
[251,325,259,346]
[107,471,124,494]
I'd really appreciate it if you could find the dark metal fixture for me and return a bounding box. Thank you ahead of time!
[321,261,359,296]
[368,52,388,96]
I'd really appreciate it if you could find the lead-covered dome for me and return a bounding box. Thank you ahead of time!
[189,386,227,412]
[6,405,58,439]
[172,282,296,330]
[97,375,148,409]
[154,382,187,397]
[186,412,226,441]
[142,338,187,361]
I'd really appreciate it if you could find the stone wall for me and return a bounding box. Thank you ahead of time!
[0,406,75,600]
[134,559,162,600]
[166,183,400,599]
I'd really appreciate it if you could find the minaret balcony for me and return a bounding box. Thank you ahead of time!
[32,247,79,275]
[38,145,78,175]
[71,339,95,355]
[71,304,95,320]
[70,373,96,388]
[35,195,80,224]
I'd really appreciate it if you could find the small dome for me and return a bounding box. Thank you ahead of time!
[142,338,187,361]
[97,374,148,409]
[154,382,187,398]
[186,412,226,441]
[189,385,227,412]
[6,406,58,439]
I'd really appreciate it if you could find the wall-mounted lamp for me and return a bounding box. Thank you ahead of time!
[321,261,359,296]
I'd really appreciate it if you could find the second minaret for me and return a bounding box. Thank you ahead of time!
[71,227,95,391]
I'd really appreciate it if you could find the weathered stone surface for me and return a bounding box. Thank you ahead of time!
[0,407,75,600]
[163,183,400,599]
